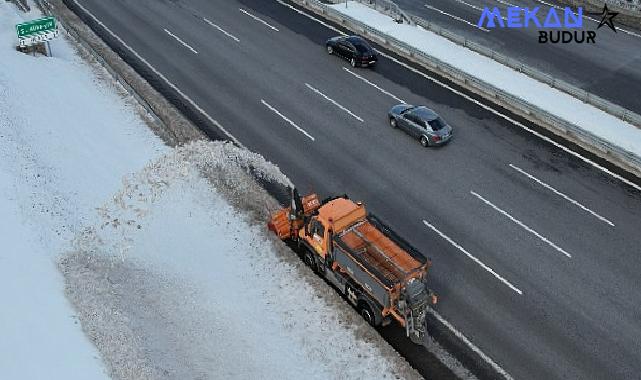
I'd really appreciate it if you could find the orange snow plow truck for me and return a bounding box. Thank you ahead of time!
[268,188,437,344]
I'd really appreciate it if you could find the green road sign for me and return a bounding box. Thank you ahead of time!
[16,17,56,38]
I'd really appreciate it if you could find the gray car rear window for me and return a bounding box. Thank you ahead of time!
[427,117,446,131]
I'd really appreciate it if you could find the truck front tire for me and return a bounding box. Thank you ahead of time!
[303,249,317,273]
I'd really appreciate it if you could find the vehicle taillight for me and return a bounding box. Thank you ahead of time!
[433,135,441,142]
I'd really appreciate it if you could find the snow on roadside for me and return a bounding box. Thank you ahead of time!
[0,169,109,380]
[63,141,420,380]
[0,2,163,378]
[330,2,641,157]
[1,2,420,379]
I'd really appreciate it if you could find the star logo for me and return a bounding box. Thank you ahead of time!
[589,4,619,33]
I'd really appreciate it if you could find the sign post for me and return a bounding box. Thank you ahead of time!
[16,16,59,53]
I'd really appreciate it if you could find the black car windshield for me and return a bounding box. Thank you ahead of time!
[400,106,417,114]
[427,117,447,131]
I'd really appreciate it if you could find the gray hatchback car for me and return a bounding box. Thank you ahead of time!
[388,105,453,147]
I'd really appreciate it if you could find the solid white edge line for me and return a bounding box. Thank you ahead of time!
[239,8,280,31]
[203,18,240,42]
[164,28,198,54]
[305,83,364,122]
[70,0,243,147]
[261,99,315,141]
[509,164,615,226]
[492,0,519,8]
[424,4,491,32]
[342,67,406,104]
[427,307,515,380]
[470,191,573,258]
[276,0,345,34]
[278,0,641,193]
[422,220,523,294]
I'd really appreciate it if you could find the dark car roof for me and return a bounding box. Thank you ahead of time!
[412,107,439,121]
[346,35,369,46]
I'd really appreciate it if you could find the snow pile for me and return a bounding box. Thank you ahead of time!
[331,2,641,157]
[0,2,419,379]
[72,141,292,259]
[63,141,420,379]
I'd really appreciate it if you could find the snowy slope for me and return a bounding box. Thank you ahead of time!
[0,2,419,379]
[62,141,419,379]
[330,2,641,157]
[0,170,110,379]
[0,2,163,379]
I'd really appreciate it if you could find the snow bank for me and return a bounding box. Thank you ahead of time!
[0,1,163,378]
[0,170,109,379]
[331,2,641,157]
[63,140,419,380]
[1,2,419,379]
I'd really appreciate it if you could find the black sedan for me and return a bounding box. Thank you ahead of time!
[388,105,453,147]
[326,35,378,68]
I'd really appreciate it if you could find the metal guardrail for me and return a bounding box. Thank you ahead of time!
[599,0,640,13]
[342,0,413,24]
[408,16,641,129]
[291,0,641,175]
[9,0,31,12]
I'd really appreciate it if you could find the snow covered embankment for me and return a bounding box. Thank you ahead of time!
[0,2,419,379]
[63,141,421,380]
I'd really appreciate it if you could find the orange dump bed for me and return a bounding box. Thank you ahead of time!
[337,220,425,286]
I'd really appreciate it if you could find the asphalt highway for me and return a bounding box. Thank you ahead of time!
[70,0,641,378]
[394,0,641,114]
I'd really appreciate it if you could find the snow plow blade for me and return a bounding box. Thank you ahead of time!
[267,187,321,240]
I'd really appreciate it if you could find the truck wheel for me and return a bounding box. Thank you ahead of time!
[304,250,317,273]
[410,331,424,345]
[359,303,376,326]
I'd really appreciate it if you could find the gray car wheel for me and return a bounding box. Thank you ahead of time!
[420,135,429,147]
[389,117,397,128]
[327,45,333,54]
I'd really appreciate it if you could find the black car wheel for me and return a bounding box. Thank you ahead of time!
[389,117,397,128]
[327,45,333,55]
[420,135,429,147]
[350,58,357,67]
